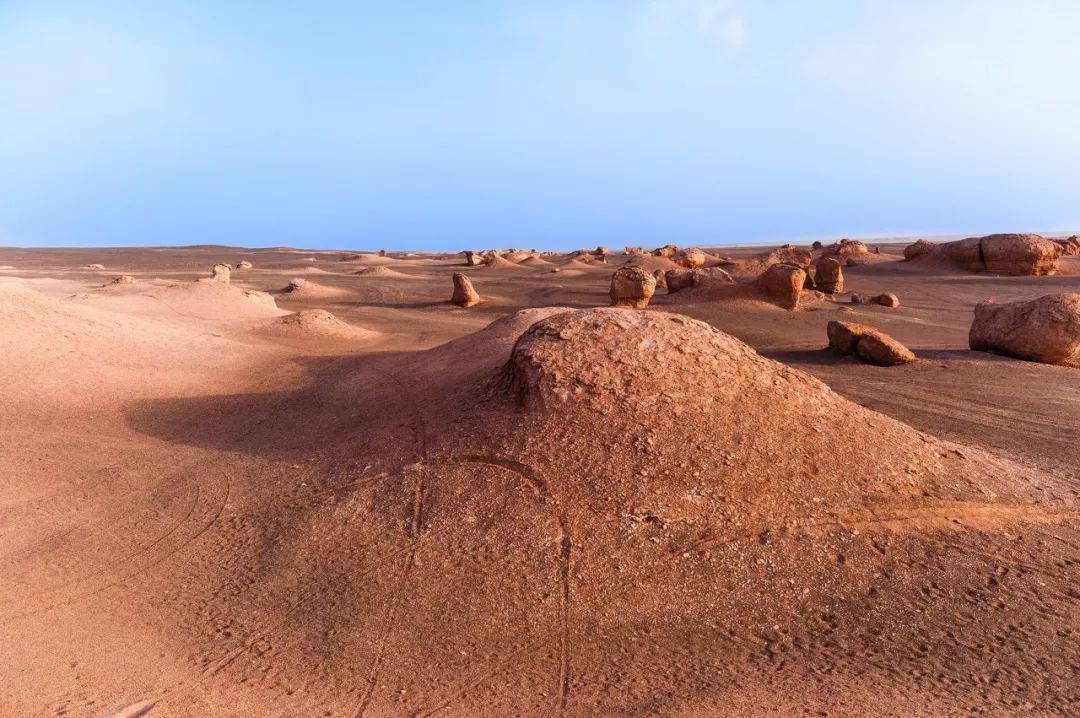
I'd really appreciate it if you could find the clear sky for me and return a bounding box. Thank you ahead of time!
[2,1,1079,250]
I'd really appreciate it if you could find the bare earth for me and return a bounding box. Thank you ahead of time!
[1,244,1077,717]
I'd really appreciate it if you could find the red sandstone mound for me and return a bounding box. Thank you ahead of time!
[1055,236,1080,256]
[756,263,805,310]
[451,272,481,306]
[906,234,1061,275]
[969,293,1080,366]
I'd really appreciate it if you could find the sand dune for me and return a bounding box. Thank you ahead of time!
[0,244,1077,717]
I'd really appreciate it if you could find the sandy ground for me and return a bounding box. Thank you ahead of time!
[0,244,1077,717]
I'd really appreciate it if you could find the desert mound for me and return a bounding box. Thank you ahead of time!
[480,253,526,270]
[338,252,395,265]
[278,277,350,298]
[352,265,419,279]
[150,280,283,320]
[265,309,378,341]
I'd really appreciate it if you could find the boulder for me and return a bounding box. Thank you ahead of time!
[609,266,657,309]
[111,275,135,285]
[850,293,900,308]
[211,264,231,284]
[756,264,805,310]
[595,246,610,256]
[451,273,481,307]
[463,251,482,267]
[827,321,915,366]
[815,258,844,294]
[624,246,644,255]
[673,247,706,269]
[653,244,678,258]
[235,260,253,270]
[378,249,387,257]
[811,240,823,250]
[903,239,937,261]
[969,293,1080,366]
[652,269,668,290]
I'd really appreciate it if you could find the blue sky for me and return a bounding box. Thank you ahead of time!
[2,1,1080,250]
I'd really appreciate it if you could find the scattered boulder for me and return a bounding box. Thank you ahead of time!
[110,275,135,285]
[211,264,232,284]
[815,258,844,294]
[756,264,805,310]
[903,239,937,261]
[827,321,915,366]
[811,240,823,250]
[852,293,899,308]
[464,251,483,267]
[653,244,678,257]
[969,293,1080,366]
[235,260,253,270]
[451,273,481,307]
[624,246,644,255]
[609,266,657,309]
[872,292,900,308]
[672,247,706,269]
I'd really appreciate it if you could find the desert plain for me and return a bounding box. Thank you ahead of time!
[0,239,1078,717]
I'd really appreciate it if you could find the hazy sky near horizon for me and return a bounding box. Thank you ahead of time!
[3,1,1080,250]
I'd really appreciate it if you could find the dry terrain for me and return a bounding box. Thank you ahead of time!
[1,243,1077,717]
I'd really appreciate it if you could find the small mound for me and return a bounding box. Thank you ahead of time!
[480,254,525,270]
[352,266,419,279]
[152,281,283,320]
[279,278,350,298]
[518,255,553,267]
[265,309,378,340]
[338,253,395,265]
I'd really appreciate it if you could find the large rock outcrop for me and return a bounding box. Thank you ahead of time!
[969,293,1080,366]
[907,234,1061,275]
[451,272,481,307]
[1054,236,1080,256]
[827,321,915,366]
[609,266,657,309]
